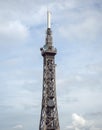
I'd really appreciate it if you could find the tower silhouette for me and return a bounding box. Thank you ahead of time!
[39,12,60,130]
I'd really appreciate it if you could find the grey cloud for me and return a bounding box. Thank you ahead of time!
[85,112,102,120]
[66,113,102,130]
[86,62,102,74]
[0,21,29,44]
[13,124,23,129]
[58,11,102,43]
[88,112,102,117]
[0,0,102,44]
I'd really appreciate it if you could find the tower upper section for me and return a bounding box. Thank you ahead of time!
[40,11,57,56]
[39,11,60,130]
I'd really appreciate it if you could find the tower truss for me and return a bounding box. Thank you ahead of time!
[39,12,60,130]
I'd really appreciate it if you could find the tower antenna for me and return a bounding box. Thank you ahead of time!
[47,11,51,28]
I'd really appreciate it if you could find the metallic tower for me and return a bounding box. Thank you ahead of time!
[39,12,60,130]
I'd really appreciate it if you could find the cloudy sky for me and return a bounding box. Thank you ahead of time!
[0,0,102,130]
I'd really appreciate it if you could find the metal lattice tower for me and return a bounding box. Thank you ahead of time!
[39,12,60,130]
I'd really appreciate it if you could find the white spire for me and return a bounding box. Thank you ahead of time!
[47,11,51,28]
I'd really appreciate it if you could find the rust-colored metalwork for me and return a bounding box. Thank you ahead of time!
[39,28,60,130]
